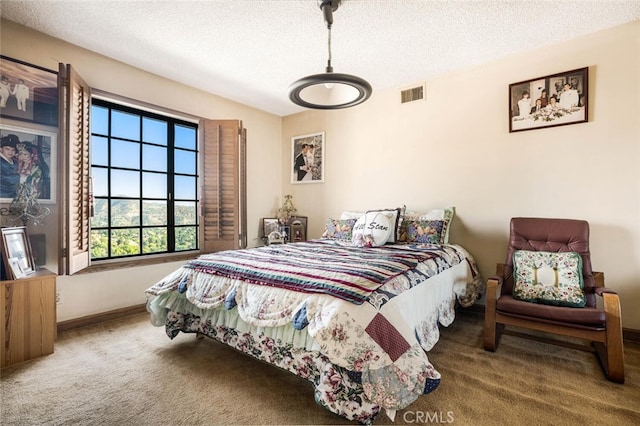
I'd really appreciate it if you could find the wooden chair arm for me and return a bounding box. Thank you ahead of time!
[592,271,619,296]
[602,291,622,315]
[592,271,624,380]
[601,290,625,383]
[485,263,506,300]
[486,275,504,302]
[593,271,605,288]
[484,266,504,351]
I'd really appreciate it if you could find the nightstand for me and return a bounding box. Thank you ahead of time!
[1,268,57,368]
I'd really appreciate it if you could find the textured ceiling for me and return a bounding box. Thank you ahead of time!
[2,0,639,116]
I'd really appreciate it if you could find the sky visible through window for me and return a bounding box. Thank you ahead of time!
[91,107,196,200]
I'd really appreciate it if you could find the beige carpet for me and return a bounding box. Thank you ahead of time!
[1,309,638,425]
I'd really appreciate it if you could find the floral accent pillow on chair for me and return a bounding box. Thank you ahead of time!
[512,250,586,307]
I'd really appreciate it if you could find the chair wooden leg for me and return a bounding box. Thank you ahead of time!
[484,320,496,351]
[595,293,625,383]
[484,278,503,351]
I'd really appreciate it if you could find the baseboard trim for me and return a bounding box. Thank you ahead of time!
[463,303,640,343]
[624,328,640,343]
[57,304,147,333]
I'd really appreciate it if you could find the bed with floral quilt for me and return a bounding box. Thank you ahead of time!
[145,209,483,424]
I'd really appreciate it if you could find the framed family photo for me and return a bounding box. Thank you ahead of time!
[0,55,58,127]
[262,218,280,238]
[0,124,56,203]
[1,226,36,279]
[509,67,588,133]
[289,216,307,242]
[291,131,324,184]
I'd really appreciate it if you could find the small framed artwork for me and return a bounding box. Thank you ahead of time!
[8,257,26,279]
[289,216,308,242]
[0,124,56,203]
[0,55,58,127]
[291,131,324,184]
[262,218,280,238]
[509,67,588,133]
[1,226,36,279]
[280,225,291,243]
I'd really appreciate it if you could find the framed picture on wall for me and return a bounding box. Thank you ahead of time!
[0,55,58,127]
[509,67,588,133]
[0,124,56,203]
[291,131,324,184]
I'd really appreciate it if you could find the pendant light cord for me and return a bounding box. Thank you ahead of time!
[326,26,333,72]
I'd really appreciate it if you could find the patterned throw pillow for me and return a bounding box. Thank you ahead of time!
[512,250,586,307]
[398,207,455,244]
[322,218,357,241]
[399,219,446,244]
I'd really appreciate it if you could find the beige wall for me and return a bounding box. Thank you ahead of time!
[283,21,640,330]
[1,20,283,321]
[2,19,639,330]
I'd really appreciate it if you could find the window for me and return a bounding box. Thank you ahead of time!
[59,64,246,275]
[89,99,199,260]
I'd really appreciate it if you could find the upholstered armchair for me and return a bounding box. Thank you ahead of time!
[484,217,624,383]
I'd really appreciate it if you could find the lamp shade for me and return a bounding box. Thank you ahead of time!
[289,71,372,109]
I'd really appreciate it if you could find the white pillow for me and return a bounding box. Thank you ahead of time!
[340,210,365,220]
[404,207,453,221]
[366,207,403,243]
[351,211,392,247]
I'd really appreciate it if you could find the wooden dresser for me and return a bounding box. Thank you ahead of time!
[1,268,57,368]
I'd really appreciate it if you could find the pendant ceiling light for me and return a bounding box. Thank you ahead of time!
[289,0,372,110]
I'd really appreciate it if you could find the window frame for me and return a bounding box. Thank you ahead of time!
[89,97,200,262]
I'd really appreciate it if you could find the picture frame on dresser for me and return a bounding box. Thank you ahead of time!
[289,216,307,242]
[1,226,36,279]
[29,233,46,266]
[7,257,26,279]
[263,218,280,239]
[509,67,588,133]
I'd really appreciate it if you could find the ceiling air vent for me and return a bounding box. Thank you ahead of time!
[400,84,425,104]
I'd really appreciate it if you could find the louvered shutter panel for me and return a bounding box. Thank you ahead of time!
[200,120,246,252]
[59,64,91,275]
[239,126,247,249]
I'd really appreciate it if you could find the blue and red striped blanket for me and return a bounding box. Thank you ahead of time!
[185,240,436,304]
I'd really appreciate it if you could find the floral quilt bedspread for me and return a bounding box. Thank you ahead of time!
[146,241,483,421]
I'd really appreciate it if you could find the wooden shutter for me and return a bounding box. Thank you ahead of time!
[239,126,247,249]
[200,120,247,252]
[58,64,91,275]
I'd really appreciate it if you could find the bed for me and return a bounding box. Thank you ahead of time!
[145,207,483,424]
